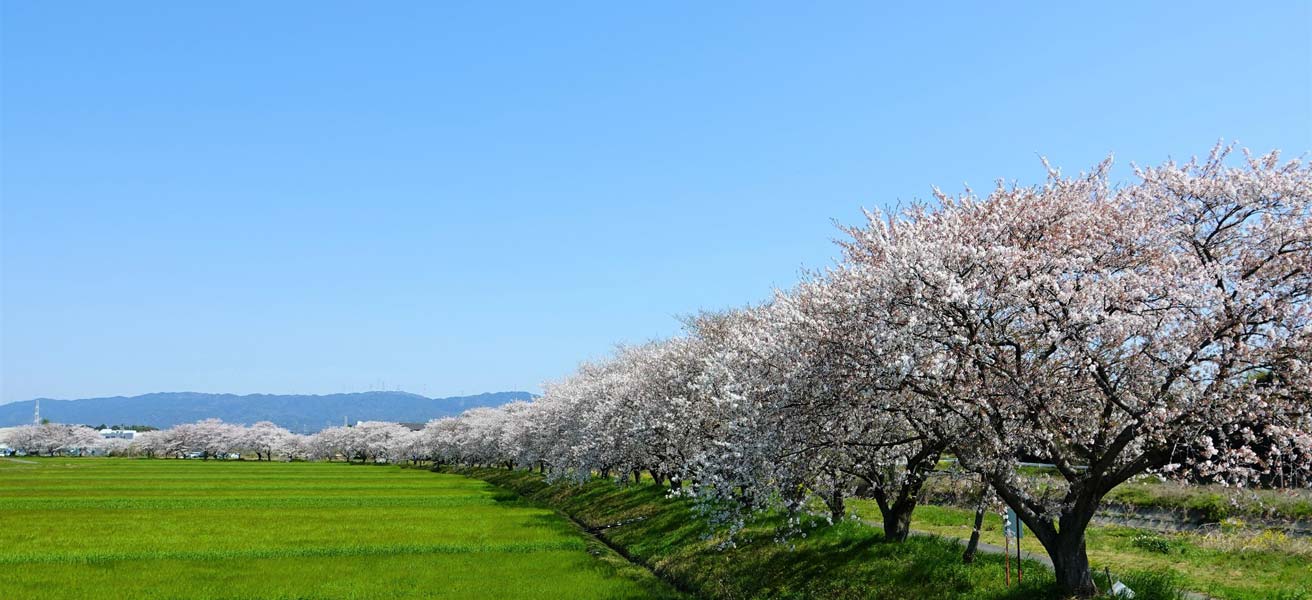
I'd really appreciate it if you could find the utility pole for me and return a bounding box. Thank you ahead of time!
[34,399,40,425]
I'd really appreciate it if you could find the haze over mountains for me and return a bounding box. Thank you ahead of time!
[0,391,534,433]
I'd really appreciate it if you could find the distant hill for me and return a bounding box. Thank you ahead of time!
[0,391,534,433]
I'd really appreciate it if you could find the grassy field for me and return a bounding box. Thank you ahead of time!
[0,458,682,600]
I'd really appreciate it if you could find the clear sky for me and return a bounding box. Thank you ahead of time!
[2,1,1309,403]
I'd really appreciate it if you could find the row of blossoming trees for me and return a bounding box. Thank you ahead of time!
[1,420,427,463]
[4,148,1306,597]
[423,148,1311,597]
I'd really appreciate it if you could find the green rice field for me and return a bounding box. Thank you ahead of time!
[0,458,683,600]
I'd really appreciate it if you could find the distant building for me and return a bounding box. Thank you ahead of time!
[98,429,136,440]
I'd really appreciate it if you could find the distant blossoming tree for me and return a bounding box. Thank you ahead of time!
[2,423,103,456]
[241,421,295,461]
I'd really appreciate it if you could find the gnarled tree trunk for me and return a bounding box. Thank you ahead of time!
[962,501,987,563]
[1047,535,1096,597]
[863,447,941,542]
[826,488,846,523]
[878,497,915,541]
[990,475,1102,597]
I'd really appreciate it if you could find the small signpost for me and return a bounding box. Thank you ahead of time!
[1004,508,1023,585]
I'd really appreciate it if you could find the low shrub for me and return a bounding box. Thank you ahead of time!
[1288,500,1312,521]
[1186,494,1231,522]
[1093,568,1187,600]
[1129,533,1174,554]
[1267,590,1312,600]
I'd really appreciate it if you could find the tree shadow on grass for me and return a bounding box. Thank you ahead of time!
[449,467,1061,600]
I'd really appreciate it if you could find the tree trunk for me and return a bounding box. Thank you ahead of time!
[862,446,942,543]
[827,489,846,523]
[882,502,914,541]
[962,503,987,563]
[870,486,919,542]
[994,478,1100,598]
[1050,537,1096,596]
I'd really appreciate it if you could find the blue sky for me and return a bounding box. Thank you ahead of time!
[3,1,1309,403]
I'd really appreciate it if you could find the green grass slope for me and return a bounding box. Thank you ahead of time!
[447,467,1061,600]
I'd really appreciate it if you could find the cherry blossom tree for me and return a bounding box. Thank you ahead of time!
[422,417,464,465]
[126,430,164,457]
[1,425,42,454]
[580,338,716,487]
[525,358,629,481]
[98,437,133,456]
[314,421,413,462]
[391,428,429,464]
[241,421,295,461]
[163,419,244,459]
[2,423,103,455]
[838,146,1310,596]
[676,306,835,530]
[769,279,956,539]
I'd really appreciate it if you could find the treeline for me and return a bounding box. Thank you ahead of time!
[1,419,428,463]
[89,424,159,432]
[417,147,1312,598]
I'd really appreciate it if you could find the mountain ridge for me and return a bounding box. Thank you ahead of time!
[0,391,534,433]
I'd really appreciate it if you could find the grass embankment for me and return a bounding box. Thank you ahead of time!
[933,466,1312,523]
[458,467,1312,600]
[850,501,1311,600]
[448,467,1063,600]
[0,458,682,600]
[1102,480,1312,522]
